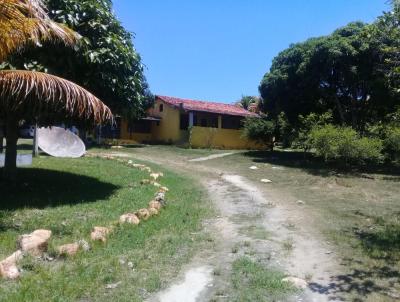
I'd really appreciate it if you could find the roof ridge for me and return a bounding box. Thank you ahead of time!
[157,95,236,106]
[155,95,259,118]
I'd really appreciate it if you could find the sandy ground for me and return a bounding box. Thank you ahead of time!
[98,149,342,302]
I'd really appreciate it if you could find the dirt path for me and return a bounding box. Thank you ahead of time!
[98,150,341,301]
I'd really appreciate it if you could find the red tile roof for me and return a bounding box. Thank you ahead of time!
[156,95,259,117]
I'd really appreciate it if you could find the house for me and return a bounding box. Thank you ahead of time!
[112,95,266,150]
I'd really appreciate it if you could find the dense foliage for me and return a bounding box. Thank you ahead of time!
[309,125,383,164]
[253,2,400,164]
[260,3,399,130]
[2,0,151,118]
[242,116,274,149]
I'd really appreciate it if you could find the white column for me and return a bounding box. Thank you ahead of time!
[189,112,194,127]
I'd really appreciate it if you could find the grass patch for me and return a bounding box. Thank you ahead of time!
[231,257,296,302]
[0,156,211,301]
[357,218,400,260]
[282,238,295,253]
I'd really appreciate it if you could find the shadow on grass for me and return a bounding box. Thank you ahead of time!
[308,222,400,299]
[0,168,119,210]
[357,224,400,261]
[308,261,400,301]
[243,150,400,177]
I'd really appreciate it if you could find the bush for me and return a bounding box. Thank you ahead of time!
[383,127,400,161]
[294,111,333,152]
[309,124,383,164]
[309,124,341,161]
[242,116,275,148]
[355,137,384,163]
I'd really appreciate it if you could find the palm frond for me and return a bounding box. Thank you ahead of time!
[0,0,79,61]
[0,70,113,124]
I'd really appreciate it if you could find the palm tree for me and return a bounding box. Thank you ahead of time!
[0,0,113,179]
[236,96,261,112]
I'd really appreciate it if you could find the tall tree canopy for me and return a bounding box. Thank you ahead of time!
[260,4,400,130]
[3,0,151,119]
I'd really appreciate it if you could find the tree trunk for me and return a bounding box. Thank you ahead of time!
[334,96,346,125]
[3,118,19,180]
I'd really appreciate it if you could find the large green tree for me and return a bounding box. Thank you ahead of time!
[260,11,399,130]
[3,0,151,119]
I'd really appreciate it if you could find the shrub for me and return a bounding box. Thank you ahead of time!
[383,127,400,162]
[309,124,383,164]
[309,124,342,161]
[294,111,333,152]
[355,137,384,163]
[242,116,275,148]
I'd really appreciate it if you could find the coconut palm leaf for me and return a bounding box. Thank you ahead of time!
[0,0,79,62]
[0,70,113,124]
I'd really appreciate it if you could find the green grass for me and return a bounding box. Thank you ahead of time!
[231,257,296,302]
[0,155,212,302]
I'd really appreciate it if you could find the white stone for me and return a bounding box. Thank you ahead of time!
[18,229,52,256]
[119,213,140,225]
[0,250,23,280]
[260,179,272,183]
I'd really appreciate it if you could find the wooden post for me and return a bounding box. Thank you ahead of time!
[32,124,39,157]
[4,117,18,180]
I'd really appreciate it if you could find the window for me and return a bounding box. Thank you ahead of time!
[180,114,189,130]
[222,116,242,129]
[131,120,151,133]
[159,104,164,112]
[198,115,218,128]
[210,117,218,128]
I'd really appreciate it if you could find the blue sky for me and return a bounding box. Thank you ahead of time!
[113,0,389,103]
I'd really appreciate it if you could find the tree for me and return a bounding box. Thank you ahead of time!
[0,0,112,179]
[0,0,77,62]
[367,0,400,97]
[259,21,399,130]
[236,96,260,111]
[4,0,152,119]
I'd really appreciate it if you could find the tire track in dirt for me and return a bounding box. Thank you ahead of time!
[99,150,341,301]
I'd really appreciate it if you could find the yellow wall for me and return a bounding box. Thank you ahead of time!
[118,99,265,150]
[148,100,183,143]
[190,126,266,150]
